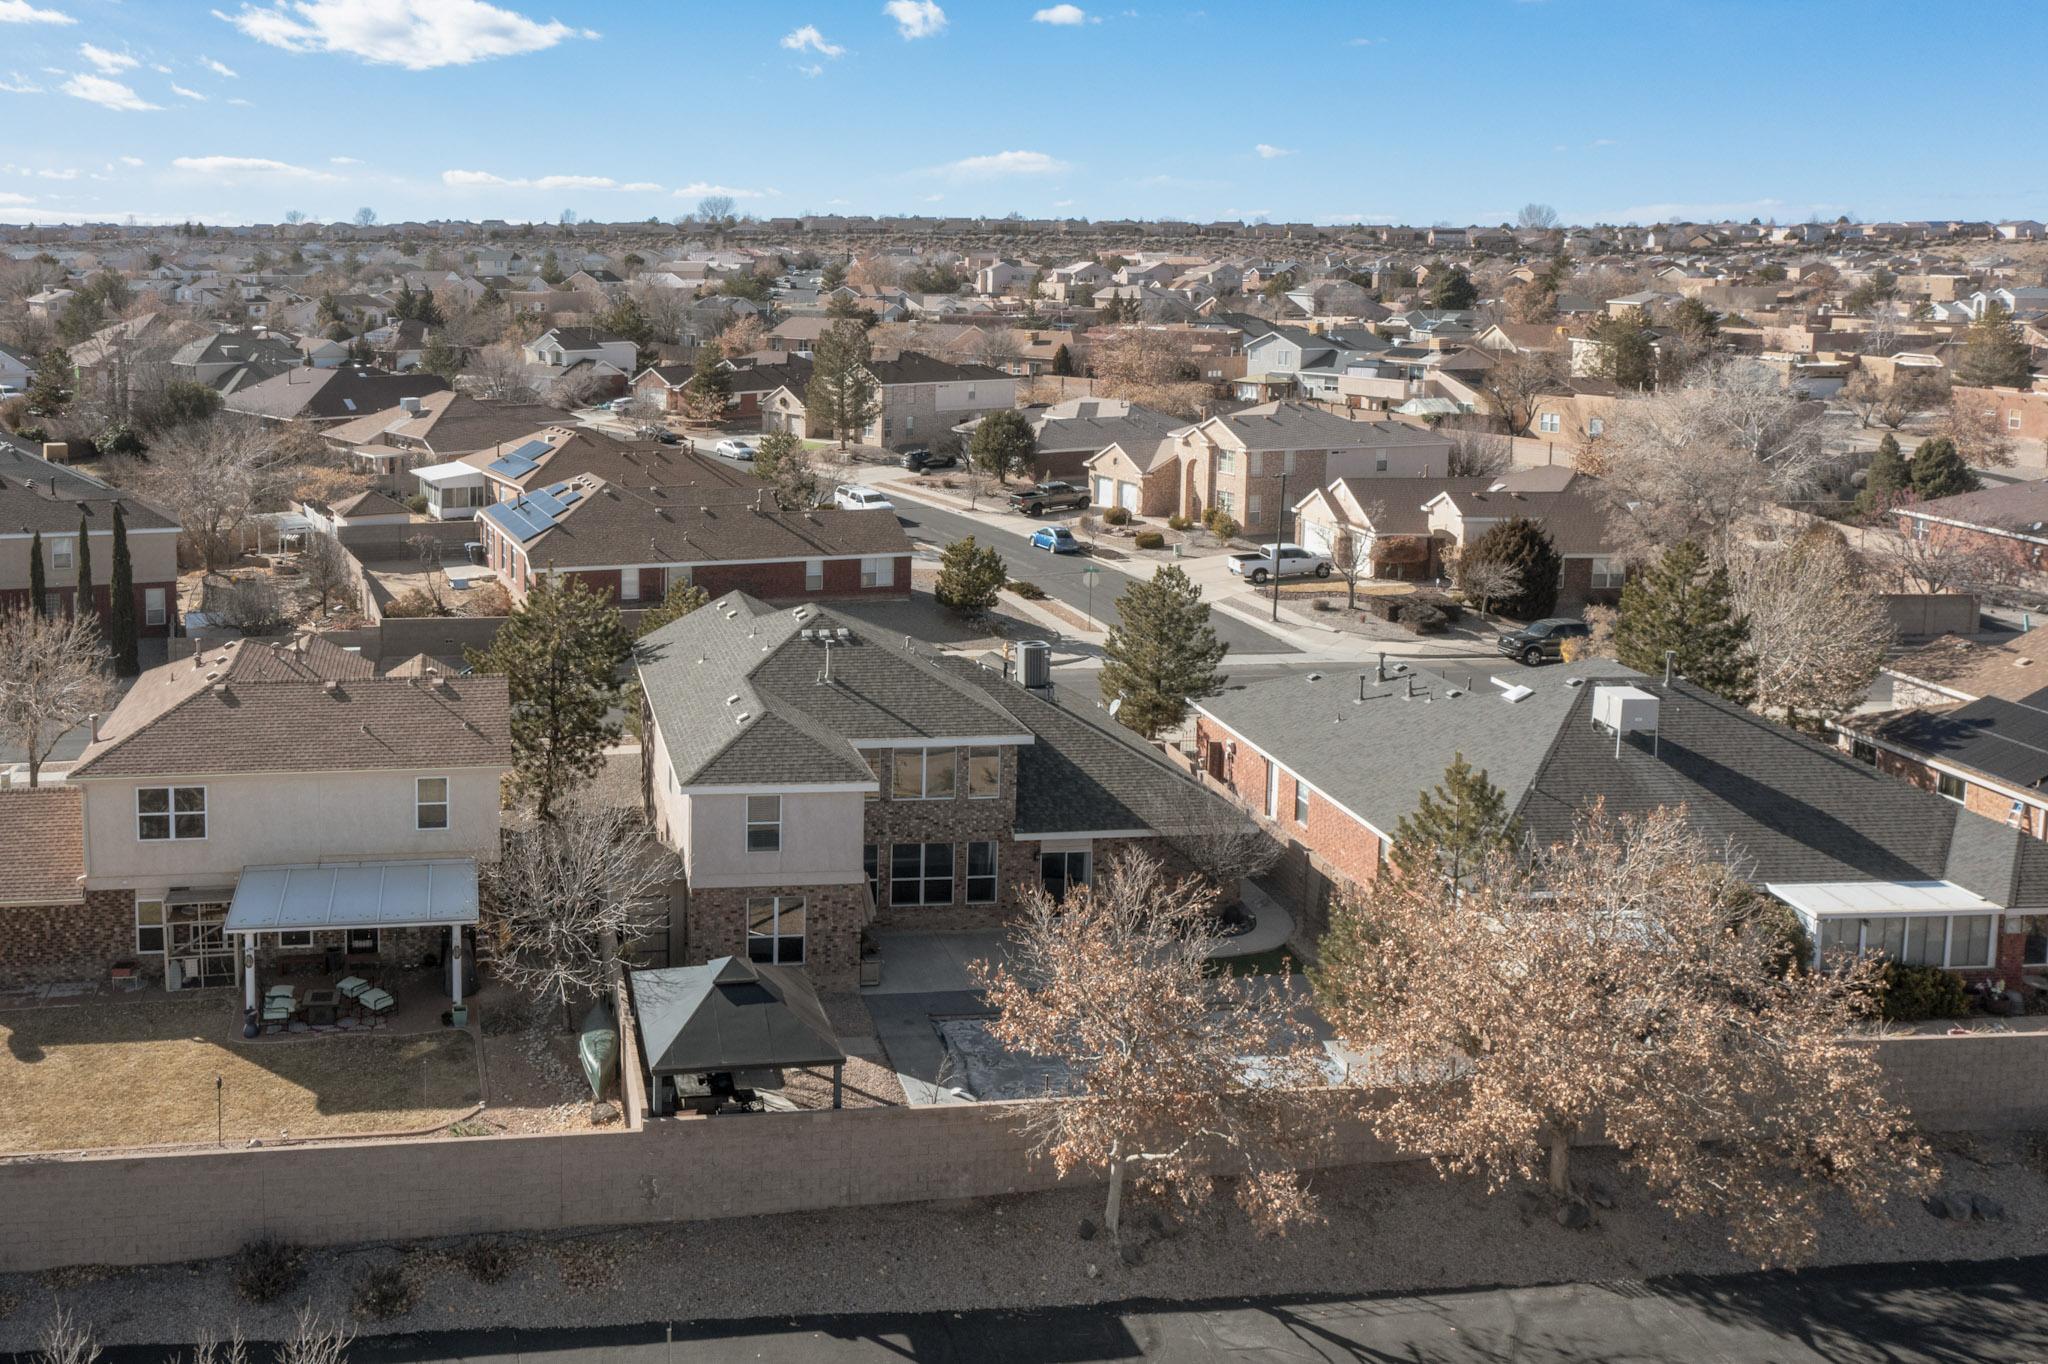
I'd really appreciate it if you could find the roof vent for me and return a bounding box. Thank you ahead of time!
[1306,671,1323,683]
[323,680,339,694]
[1563,676,1586,688]
[735,711,751,724]
[725,693,741,706]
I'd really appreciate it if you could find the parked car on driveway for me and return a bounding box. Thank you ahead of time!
[1029,525,1080,554]
[1008,481,1090,516]
[902,447,958,472]
[1495,617,1589,665]
[1226,543,1332,585]
[654,430,681,446]
[714,438,758,460]
[833,483,896,512]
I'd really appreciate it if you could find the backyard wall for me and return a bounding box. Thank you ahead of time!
[4,1030,2045,1274]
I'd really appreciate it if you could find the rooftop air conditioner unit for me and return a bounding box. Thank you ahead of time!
[1592,684,1660,757]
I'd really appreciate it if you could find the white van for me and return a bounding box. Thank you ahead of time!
[833,484,896,512]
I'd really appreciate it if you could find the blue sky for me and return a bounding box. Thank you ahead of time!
[0,0,2040,228]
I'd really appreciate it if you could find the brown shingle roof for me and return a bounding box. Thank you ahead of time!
[0,787,84,906]
[1885,633,2048,703]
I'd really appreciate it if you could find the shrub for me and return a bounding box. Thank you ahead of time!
[1167,514,1192,532]
[405,494,430,516]
[1207,513,1240,541]
[1103,506,1131,527]
[1404,603,1449,634]
[383,587,448,618]
[463,580,514,617]
[1409,590,1463,624]
[1875,961,1970,1022]
[352,1264,419,1321]
[1006,579,1046,600]
[232,1238,308,1304]
[459,1238,522,1285]
[214,576,288,634]
[1133,530,1165,550]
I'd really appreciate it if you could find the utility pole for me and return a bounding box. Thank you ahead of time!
[1270,468,1288,622]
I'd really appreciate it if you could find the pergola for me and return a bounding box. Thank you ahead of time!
[224,859,480,1012]
[630,957,848,1113]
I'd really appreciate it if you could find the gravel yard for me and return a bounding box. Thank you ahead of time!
[5,1133,2046,1350]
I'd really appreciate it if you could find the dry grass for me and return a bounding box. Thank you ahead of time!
[0,996,479,1154]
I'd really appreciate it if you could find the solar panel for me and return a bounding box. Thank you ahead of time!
[485,438,553,479]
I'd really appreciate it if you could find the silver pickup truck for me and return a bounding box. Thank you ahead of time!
[1227,543,1333,584]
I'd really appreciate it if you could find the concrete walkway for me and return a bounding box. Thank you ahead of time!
[1207,879,1295,959]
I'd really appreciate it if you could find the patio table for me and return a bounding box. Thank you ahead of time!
[304,989,338,1026]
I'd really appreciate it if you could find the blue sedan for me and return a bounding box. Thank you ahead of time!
[1029,525,1081,554]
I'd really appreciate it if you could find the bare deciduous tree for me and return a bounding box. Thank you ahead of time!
[1864,515,2019,599]
[1454,554,1522,616]
[0,608,118,786]
[1089,329,1210,419]
[974,850,1332,1246]
[1933,400,2016,470]
[121,415,288,572]
[1445,429,1516,478]
[1731,531,1892,731]
[715,312,768,358]
[1328,526,1372,608]
[480,801,680,1024]
[210,576,288,635]
[466,341,540,402]
[1475,350,1564,437]
[1162,783,1281,904]
[1315,805,1938,1267]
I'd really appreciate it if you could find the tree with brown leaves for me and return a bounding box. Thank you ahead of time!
[1089,329,1210,420]
[1315,804,1937,1267]
[975,850,1332,1246]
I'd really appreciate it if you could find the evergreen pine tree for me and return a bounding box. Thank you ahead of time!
[1464,517,1561,619]
[804,320,880,447]
[465,573,629,822]
[1050,343,1075,377]
[73,511,93,623]
[1614,540,1755,703]
[934,536,1007,623]
[680,343,732,422]
[968,408,1037,483]
[25,349,68,415]
[634,580,709,638]
[1907,436,1978,500]
[27,530,46,618]
[1427,267,1478,310]
[420,334,462,382]
[1953,303,2035,389]
[1863,432,1907,505]
[1100,565,1228,739]
[108,503,139,676]
[1390,753,1522,884]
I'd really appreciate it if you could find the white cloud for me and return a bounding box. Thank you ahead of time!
[226,95,252,104]
[673,181,774,200]
[443,168,663,192]
[934,149,1068,180]
[171,154,334,180]
[36,167,77,179]
[883,0,946,39]
[79,43,139,74]
[329,155,360,164]
[201,56,238,76]
[920,193,943,202]
[151,63,172,73]
[1589,137,1618,148]
[170,83,207,100]
[796,62,823,77]
[60,73,161,111]
[1253,143,1293,159]
[118,155,144,166]
[215,0,591,70]
[0,192,35,205]
[1032,4,1087,23]
[1345,36,1378,46]
[0,72,44,93]
[780,24,843,57]
[0,0,74,24]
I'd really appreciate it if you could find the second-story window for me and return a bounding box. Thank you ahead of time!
[967,747,1000,799]
[1217,449,1236,475]
[416,777,449,830]
[50,537,75,571]
[138,785,206,841]
[893,748,956,800]
[746,794,782,851]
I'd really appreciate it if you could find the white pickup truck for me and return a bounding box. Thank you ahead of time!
[1226,542,1332,585]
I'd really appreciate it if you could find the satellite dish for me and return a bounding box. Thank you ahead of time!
[1108,698,1123,717]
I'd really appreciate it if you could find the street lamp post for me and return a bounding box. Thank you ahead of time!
[1081,565,1101,627]
[1270,469,1289,622]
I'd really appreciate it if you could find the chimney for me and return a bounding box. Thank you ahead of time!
[41,442,68,464]
[87,713,100,742]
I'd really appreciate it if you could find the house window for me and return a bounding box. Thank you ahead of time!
[891,842,954,906]
[967,841,999,903]
[1216,450,1236,475]
[1294,779,1309,826]
[1820,913,1995,970]
[1588,417,1606,437]
[1216,489,1237,516]
[1590,557,1625,590]
[746,794,782,851]
[1538,412,1561,434]
[135,899,165,953]
[1265,762,1279,820]
[2021,915,2048,968]
[416,777,449,830]
[805,559,824,591]
[1248,494,1264,521]
[138,786,206,841]
[864,844,880,902]
[346,927,379,955]
[861,556,894,589]
[1374,453,1388,472]
[619,569,640,602]
[2011,412,2025,431]
[746,895,805,964]
[50,537,73,571]
[277,930,314,950]
[1936,771,1966,802]
[1041,848,1089,901]
[893,748,956,800]
[1851,738,1878,765]
[964,747,1001,799]
[144,588,167,627]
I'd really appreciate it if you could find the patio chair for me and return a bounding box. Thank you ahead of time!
[261,997,294,1026]
[356,988,396,1019]
[335,975,370,1000]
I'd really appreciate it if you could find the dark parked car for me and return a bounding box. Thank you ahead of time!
[1008,481,1090,516]
[901,447,958,472]
[1496,617,1590,665]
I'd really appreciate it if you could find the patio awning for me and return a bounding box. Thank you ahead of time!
[413,460,486,486]
[1766,879,2002,919]
[224,859,479,934]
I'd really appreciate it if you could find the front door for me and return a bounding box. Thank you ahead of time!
[166,905,234,990]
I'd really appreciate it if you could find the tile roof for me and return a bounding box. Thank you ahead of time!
[68,637,509,780]
[0,787,85,906]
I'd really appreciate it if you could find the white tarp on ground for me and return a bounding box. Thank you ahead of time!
[224,859,479,934]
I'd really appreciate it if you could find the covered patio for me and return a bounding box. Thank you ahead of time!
[412,459,490,520]
[225,859,479,1035]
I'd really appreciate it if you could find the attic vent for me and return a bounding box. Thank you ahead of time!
[1445,688,1464,699]
[1498,684,1533,704]
[1563,676,1586,688]
[735,711,751,725]
[204,671,219,683]
[725,694,741,706]
[1306,672,1323,683]
[323,680,339,694]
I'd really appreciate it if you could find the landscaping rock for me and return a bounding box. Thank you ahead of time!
[1076,1219,1096,1242]
[1584,1180,1617,1210]
[1084,1262,1101,1280]
[1923,1194,1952,1220]
[1972,1193,2007,1222]
[1554,1201,1593,1231]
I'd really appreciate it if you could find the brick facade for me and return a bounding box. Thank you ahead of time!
[0,888,145,988]
[0,580,176,637]
[683,882,869,990]
[863,744,1032,930]
[549,556,913,608]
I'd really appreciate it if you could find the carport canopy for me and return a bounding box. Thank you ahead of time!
[224,858,480,934]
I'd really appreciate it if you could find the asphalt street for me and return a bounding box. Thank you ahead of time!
[70,1254,2048,1364]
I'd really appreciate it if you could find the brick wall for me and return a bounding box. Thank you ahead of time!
[864,745,1027,930]
[685,883,868,990]
[6,1032,2048,1274]
[0,889,142,988]
[692,555,912,604]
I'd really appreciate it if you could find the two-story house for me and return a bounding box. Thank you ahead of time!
[636,594,1220,987]
[520,327,639,394]
[758,351,1016,451]
[0,438,180,633]
[0,637,510,998]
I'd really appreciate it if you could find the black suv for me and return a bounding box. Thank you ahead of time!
[901,447,958,472]
[1008,481,1090,515]
[1496,617,1589,666]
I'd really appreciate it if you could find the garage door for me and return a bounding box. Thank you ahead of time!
[1093,477,1114,507]
[1302,520,1334,555]
[1118,481,1139,513]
